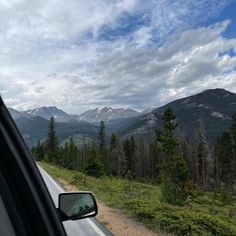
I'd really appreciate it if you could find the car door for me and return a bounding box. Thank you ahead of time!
[0,96,67,236]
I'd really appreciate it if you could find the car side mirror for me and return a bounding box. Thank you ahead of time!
[57,192,98,222]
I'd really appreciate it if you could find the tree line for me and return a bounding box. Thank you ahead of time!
[32,108,236,205]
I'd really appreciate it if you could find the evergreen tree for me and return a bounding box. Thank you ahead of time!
[68,137,78,170]
[150,142,159,179]
[230,113,236,179]
[136,138,151,179]
[59,146,64,167]
[85,144,105,177]
[109,133,117,174]
[98,120,107,171]
[109,133,126,176]
[62,141,69,168]
[123,137,136,177]
[155,107,179,175]
[46,116,59,163]
[98,120,106,152]
[36,141,45,161]
[230,113,236,142]
[216,132,234,188]
[33,140,45,161]
[156,107,178,155]
[161,154,190,205]
[79,141,89,172]
[197,141,206,186]
[110,132,117,150]
[155,107,190,205]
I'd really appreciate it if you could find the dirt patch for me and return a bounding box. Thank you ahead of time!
[55,177,168,236]
[97,201,164,236]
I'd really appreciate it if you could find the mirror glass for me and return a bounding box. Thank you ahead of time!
[59,192,97,221]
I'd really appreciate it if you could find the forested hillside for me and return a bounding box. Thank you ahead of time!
[33,106,236,192]
[120,89,236,142]
[36,108,236,235]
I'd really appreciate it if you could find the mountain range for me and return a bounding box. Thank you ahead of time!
[8,106,141,147]
[9,106,140,123]
[8,88,236,147]
[120,88,236,141]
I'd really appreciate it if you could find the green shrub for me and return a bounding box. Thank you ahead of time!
[85,156,105,177]
[39,162,236,236]
[193,194,223,207]
[125,199,236,236]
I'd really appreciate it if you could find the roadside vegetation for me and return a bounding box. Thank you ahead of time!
[40,162,236,236]
[33,108,236,235]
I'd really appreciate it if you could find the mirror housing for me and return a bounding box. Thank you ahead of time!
[57,192,98,221]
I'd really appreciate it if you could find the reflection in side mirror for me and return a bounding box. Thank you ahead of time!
[58,192,98,221]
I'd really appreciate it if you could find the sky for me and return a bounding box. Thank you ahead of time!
[0,0,236,114]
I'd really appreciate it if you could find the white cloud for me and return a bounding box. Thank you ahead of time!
[0,1,235,113]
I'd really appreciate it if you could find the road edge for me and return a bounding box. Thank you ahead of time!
[39,165,113,236]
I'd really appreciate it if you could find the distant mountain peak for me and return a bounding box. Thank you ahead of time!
[122,88,236,142]
[78,107,140,122]
[8,107,31,119]
[200,88,231,94]
[26,106,77,123]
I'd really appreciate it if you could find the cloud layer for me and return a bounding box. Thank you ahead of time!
[0,0,235,113]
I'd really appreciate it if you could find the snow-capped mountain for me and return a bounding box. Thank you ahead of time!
[7,88,236,145]
[26,106,78,123]
[78,107,140,123]
[7,107,97,147]
[9,106,140,123]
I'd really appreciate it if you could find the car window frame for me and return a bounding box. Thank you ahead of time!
[0,97,67,236]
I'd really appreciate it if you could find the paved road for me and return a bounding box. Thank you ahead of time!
[38,166,111,236]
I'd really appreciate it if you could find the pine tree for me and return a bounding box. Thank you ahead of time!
[197,141,206,186]
[109,133,117,174]
[33,140,45,161]
[46,116,59,163]
[98,120,106,152]
[230,113,236,179]
[156,107,178,155]
[132,138,151,179]
[98,120,107,171]
[68,137,78,170]
[85,144,105,177]
[155,107,179,174]
[216,132,234,188]
[110,133,117,150]
[109,133,126,176]
[62,141,69,168]
[123,137,136,177]
[150,142,159,179]
[155,107,190,205]
[230,113,236,142]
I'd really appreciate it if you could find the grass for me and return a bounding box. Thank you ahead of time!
[39,162,236,236]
